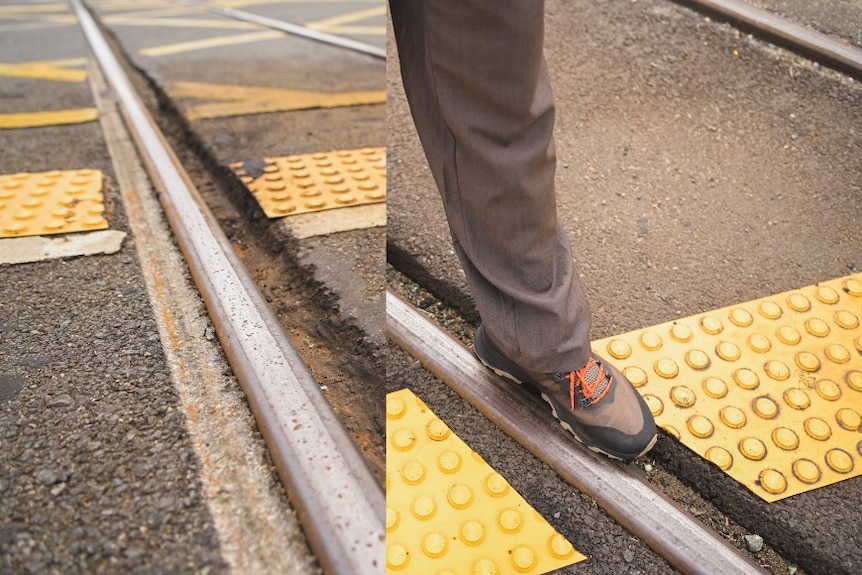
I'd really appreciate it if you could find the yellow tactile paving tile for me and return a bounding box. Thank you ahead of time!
[231,147,385,218]
[0,169,108,238]
[593,274,862,502]
[387,388,586,575]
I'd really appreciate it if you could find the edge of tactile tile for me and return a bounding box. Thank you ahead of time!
[0,169,108,238]
[593,274,862,502]
[230,147,386,219]
[0,229,126,265]
[386,388,586,575]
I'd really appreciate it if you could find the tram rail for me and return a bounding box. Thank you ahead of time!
[70,1,384,574]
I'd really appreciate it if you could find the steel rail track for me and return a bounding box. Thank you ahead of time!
[673,0,862,79]
[387,290,767,575]
[175,0,386,60]
[70,2,385,573]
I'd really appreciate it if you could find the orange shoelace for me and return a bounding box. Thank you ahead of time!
[568,358,613,410]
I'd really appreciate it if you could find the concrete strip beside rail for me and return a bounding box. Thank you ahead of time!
[387,290,767,575]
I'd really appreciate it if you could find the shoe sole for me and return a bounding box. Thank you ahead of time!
[475,349,657,462]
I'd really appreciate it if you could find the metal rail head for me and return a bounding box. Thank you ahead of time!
[386,290,767,575]
[69,1,384,573]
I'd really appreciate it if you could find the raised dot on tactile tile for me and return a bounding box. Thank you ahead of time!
[729,308,754,327]
[733,368,760,390]
[654,358,679,378]
[847,371,862,392]
[703,377,728,399]
[447,484,473,509]
[764,360,790,381]
[273,204,296,215]
[700,316,723,335]
[386,544,409,570]
[607,339,632,359]
[662,425,681,439]
[687,415,714,438]
[670,386,696,408]
[747,334,772,354]
[498,508,523,533]
[824,343,850,364]
[706,446,733,470]
[484,472,509,497]
[787,293,811,312]
[739,437,767,461]
[752,396,779,419]
[402,461,425,484]
[716,341,741,362]
[816,286,840,304]
[836,408,861,432]
[644,394,663,416]
[473,558,498,575]
[426,418,450,441]
[460,520,486,545]
[758,469,788,495]
[792,459,821,484]
[392,428,417,451]
[412,495,436,521]
[640,331,663,351]
[438,450,462,474]
[776,325,801,345]
[386,396,405,418]
[758,301,783,319]
[511,545,537,573]
[719,406,747,429]
[825,449,854,473]
[624,366,647,387]
[805,318,830,337]
[794,352,820,372]
[804,417,832,441]
[772,427,799,450]
[43,221,66,231]
[783,388,810,410]
[335,196,357,205]
[834,310,859,329]
[422,532,447,558]
[815,379,841,401]
[843,278,862,296]
[669,323,693,342]
[685,349,710,370]
[83,217,105,227]
[548,533,575,559]
[386,506,399,531]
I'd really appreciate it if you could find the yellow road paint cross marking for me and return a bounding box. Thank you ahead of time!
[231,147,385,218]
[593,274,862,502]
[140,29,285,57]
[170,81,385,121]
[0,109,98,130]
[0,58,88,82]
[306,6,385,35]
[102,14,257,29]
[0,169,108,238]
[386,388,586,574]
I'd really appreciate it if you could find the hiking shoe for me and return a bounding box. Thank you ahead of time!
[474,324,657,461]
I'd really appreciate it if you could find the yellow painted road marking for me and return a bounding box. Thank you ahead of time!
[594,273,862,502]
[0,169,107,237]
[170,81,385,121]
[231,147,385,218]
[0,58,87,82]
[0,4,68,17]
[140,29,284,57]
[306,6,385,35]
[387,389,585,574]
[0,109,98,129]
[102,14,257,29]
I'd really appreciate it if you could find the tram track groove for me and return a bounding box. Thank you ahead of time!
[71,1,385,574]
[387,289,767,575]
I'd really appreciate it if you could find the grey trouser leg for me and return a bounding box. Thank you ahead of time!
[391,0,592,373]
